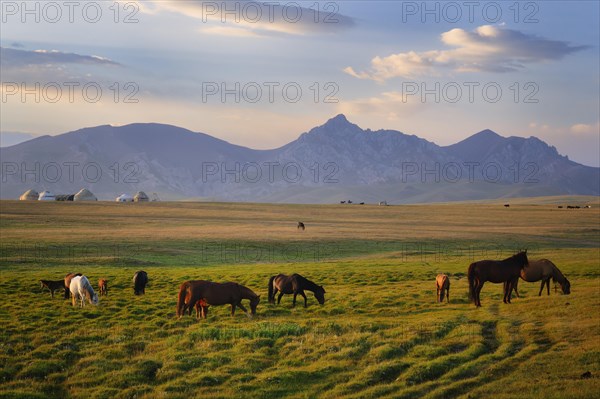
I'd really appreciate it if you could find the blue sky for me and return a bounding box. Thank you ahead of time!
[1,0,598,166]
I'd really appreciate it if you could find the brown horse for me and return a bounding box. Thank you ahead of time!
[64,273,82,299]
[176,280,260,319]
[468,251,529,307]
[268,273,325,307]
[40,280,65,298]
[98,279,108,296]
[506,259,571,297]
[436,274,450,303]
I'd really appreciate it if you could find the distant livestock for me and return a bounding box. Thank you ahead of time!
[40,279,65,298]
[98,279,108,296]
[69,276,99,307]
[297,222,305,231]
[436,274,450,303]
[133,271,148,295]
[268,273,325,307]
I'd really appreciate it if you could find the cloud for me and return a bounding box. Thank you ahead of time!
[0,47,120,67]
[570,122,600,135]
[345,25,588,81]
[200,26,261,38]
[140,0,354,36]
[337,91,425,120]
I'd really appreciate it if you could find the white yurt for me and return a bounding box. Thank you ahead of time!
[74,188,97,201]
[134,191,149,202]
[38,191,56,201]
[116,193,134,202]
[19,189,39,200]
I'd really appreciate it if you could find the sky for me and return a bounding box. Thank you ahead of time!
[1,0,599,166]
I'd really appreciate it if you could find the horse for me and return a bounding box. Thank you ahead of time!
[435,274,450,303]
[176,280,260,319]
[133,271,148,295]
[98,279,108,296]
[69,275,99,307]
[297,222,305,230]
[468,251,529,307]
[268,273,325,307]
[64,273,82,299]
[40,279,65,298]
[506,259,571,297]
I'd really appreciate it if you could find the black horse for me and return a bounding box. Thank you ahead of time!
[133,270,148,295]
[297,222,305,230]
[268,273,325,307]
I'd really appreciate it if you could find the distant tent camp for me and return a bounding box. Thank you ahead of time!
[19,189,39,201]
[38,191,56,201]
[74,188,97,201]
[116,194,134,202]
[134,191,149,202]
[55,194,75,201]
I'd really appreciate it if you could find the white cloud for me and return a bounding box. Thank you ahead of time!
[141,0,354,37]
[570,122,600,135]
[345,25,588,81]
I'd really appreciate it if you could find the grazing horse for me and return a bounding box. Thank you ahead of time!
[69,276,99,307]
[133,271,148,295]
[436,274,450,303]
[297,222,305,231]
[268,273,325,307]
[40,280,65,298]
[506,259,571,297]
[468,251,529,307]
[98,279,108,296]
[176,280,260,319]
[64,273,82,299]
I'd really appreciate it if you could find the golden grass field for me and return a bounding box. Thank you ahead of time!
[0,197,599,398]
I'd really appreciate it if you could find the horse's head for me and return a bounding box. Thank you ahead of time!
[314,286,326,305]
[515,250,528,268]
[250,295,261,315]
[91,293,99,305]
[561,278,571,295]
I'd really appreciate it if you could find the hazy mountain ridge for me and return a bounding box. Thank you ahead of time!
[1,115,598,203]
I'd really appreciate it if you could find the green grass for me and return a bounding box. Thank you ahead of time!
[0,199,599,398]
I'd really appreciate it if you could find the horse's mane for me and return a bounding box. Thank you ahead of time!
[80,277,95,300]
[239,284,258,299]
[295,274,321,291]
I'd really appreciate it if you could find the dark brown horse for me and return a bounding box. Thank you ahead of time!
[64,273,82,299]
[40,280,65,298]
[506,259,571,297]
[133,271,148,295]
[468,251,529,307]
[176,280,260,319]
[268,273,325,307]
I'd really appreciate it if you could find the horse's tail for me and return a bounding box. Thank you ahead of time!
[467,263,477,303]
[268,276,275,303]
[176,282,189,318]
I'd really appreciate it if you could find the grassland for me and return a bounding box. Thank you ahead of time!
[0,197,599,398]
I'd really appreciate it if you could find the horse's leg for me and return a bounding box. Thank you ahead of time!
[237,302,250,317]
[446,286,449,303]
[436,284,440,302]
[546,278,551,296]
[538,281,544,296]
[475,282,483,307]
[277,292,284,305]
[195,302,200,320]
[231,304,236,316]
[299,291,308,308]
[292,292,297,307]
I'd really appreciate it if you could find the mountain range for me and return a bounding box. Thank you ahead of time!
[1,115,598,203]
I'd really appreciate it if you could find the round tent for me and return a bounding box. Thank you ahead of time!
[38,191,56,201]
[134,191,149,202]
[74,188,97,201]
[19,189,39,201]
[116,194,134,202]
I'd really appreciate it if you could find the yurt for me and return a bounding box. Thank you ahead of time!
[74,188,97,201]
[116,194,134,202]
[38,191,56,201]
[134,191,149,202]
[55,194,75,201]
[19,189,39,200]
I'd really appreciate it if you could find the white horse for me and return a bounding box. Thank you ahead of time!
[69,275,99,307]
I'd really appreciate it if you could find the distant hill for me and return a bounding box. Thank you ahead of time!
[1,115,598,203]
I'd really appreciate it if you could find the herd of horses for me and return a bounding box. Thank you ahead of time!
[40,251,571,314]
